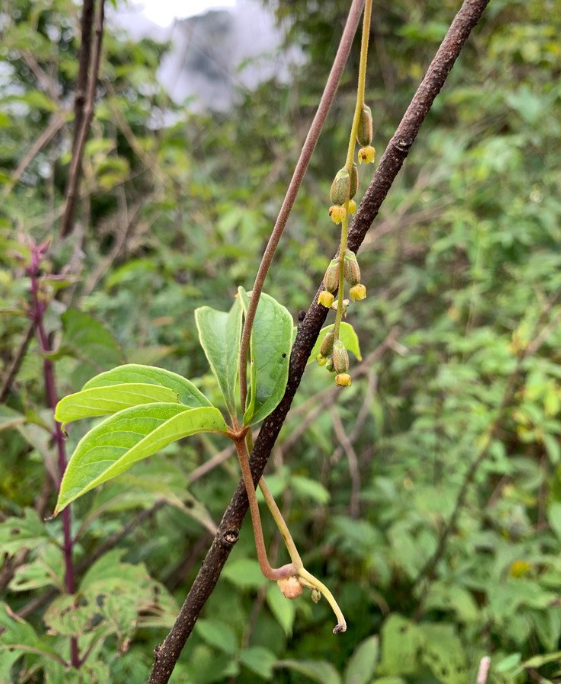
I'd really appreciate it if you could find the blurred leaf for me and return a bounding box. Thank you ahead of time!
[240,646,277,679]
[0,404,26,431]
[345,636,379,684]
[278,659,342,684]
[0,508,50,556]
[266,583,295,636]
[195,619,238,655]
[222,558,267,588]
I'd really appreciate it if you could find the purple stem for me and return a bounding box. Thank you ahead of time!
[28,245,80,668]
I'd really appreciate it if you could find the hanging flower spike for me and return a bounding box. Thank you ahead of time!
[358,145,376,164]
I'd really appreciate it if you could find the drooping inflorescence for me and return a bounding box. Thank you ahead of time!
[317,0,374,387]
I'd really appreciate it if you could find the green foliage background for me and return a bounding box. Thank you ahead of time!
[1,0,561,682]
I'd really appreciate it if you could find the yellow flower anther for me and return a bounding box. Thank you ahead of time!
[350,284,366,301]
[335,373,352,387]
[318,290,335,308]
[329,205,346,224]
[358,145,376,165]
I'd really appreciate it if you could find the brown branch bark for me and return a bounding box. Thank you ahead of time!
[73,0,95,154]
[148,1,491,681]
[60,0,105,238]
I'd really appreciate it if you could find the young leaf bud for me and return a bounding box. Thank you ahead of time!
[323,259,340,293]
[344,250,361,286]
[278,576,303,600]
[335,373,352,387]
[357,104,373,147]
[349,283,367,301]
[320,332,335,357]
[333,340,349,374]
[316,353,327,366]
[349,162,359,199]
[329,205,346,225]
[330,168,350,206]
[358,145,376,165]
[318,290,335,308]
[348,199,357,215]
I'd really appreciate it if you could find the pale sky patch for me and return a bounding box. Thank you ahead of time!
[130,0,237,26]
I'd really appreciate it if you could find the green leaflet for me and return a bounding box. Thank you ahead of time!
[308,322,362,364]
[55,383,179,430]
[238,288,293,426]
[82,363,211,408]
[55,403,228,514]
[195,298,243,417]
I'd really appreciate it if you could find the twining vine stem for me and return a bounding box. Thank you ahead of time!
[148,1,491,682]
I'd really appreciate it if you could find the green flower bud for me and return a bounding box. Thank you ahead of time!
[326,357,335,372]
[349,162,358,199]
[323,259,340,293]
[320,332,335,357]
[333,340,349,374]
[344,250,361,286]
[357,104,373,147]
[330,168,350,206]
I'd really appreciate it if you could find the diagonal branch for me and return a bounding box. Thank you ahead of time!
[60,0,106,239]
[148,1,491,681]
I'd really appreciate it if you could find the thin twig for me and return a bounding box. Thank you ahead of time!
[148,2,490,681]
[330,409,361,518]
[0,321,35,403]
[60,0,106,238]
[238,0,367,414]
[1,115,65,201]
[476,656,491,684]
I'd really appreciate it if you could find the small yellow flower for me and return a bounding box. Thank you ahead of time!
[316,353,327,366]
[335,373,352,387]
[349,284,366,301]
[348,199,357,215]
[318,290,335,308]
[329,205,346,224]
[358,145,376,165]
